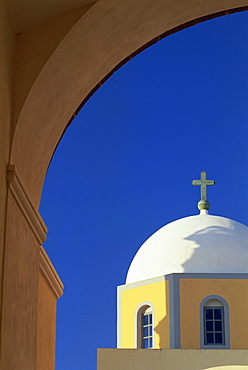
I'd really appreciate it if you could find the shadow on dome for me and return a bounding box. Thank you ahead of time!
[181,225,248,273]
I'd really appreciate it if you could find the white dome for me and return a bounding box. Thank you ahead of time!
[126,212,248,284]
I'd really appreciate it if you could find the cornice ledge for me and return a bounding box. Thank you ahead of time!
[7,164,47,244]
[39,245,64,299]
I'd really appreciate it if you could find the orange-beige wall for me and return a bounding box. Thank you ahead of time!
[180,278,248,349]
[36,247,64,369]
[36,272,57,370]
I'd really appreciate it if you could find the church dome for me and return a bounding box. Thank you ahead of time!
[126,211,248,284]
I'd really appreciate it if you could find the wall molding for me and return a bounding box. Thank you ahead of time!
[39,246,64,299]
[7,164,47,244]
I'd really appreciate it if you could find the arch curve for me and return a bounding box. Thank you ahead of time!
[10,0,248,208]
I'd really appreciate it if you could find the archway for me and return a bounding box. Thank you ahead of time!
[40,11,248,368]
[1,0,248,368]
[10,1,248,209]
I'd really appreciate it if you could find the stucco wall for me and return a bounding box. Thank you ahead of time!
[1,192,40,369]
[98,348,248,370]
[36,246,63,369]
[0,1,16,330]
[180,278,248,349]
[36,272,57,369]
[118,279,170,349]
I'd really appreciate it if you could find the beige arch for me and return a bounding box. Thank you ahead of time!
[10,0,248,208]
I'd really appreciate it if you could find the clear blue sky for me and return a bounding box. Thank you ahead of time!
[40,11,248,369]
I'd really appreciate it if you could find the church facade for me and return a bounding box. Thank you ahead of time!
[98,173,248,369]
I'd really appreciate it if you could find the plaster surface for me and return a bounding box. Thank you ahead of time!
[126,213,248,284]
[98,349,248,370]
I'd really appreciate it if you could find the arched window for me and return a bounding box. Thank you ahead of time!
[136,304,154,348]
[200,295,230,349]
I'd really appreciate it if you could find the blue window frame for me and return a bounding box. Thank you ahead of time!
[204,307,224,345]
[136,304,154,349]
[141,311,153,348]
[200,295,230,349]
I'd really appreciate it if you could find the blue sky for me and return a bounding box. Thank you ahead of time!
[40,11,248,369]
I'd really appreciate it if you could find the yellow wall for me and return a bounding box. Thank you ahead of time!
[119,279,170,349]
[180,279,248,349]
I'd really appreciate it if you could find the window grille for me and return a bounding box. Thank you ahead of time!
[142,310,153,348]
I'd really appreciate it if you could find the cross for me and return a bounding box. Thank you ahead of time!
[192,171,215,201]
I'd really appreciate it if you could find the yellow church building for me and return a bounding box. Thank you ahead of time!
[98,172,248,369]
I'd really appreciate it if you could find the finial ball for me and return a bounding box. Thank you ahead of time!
[198,199,210,210]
